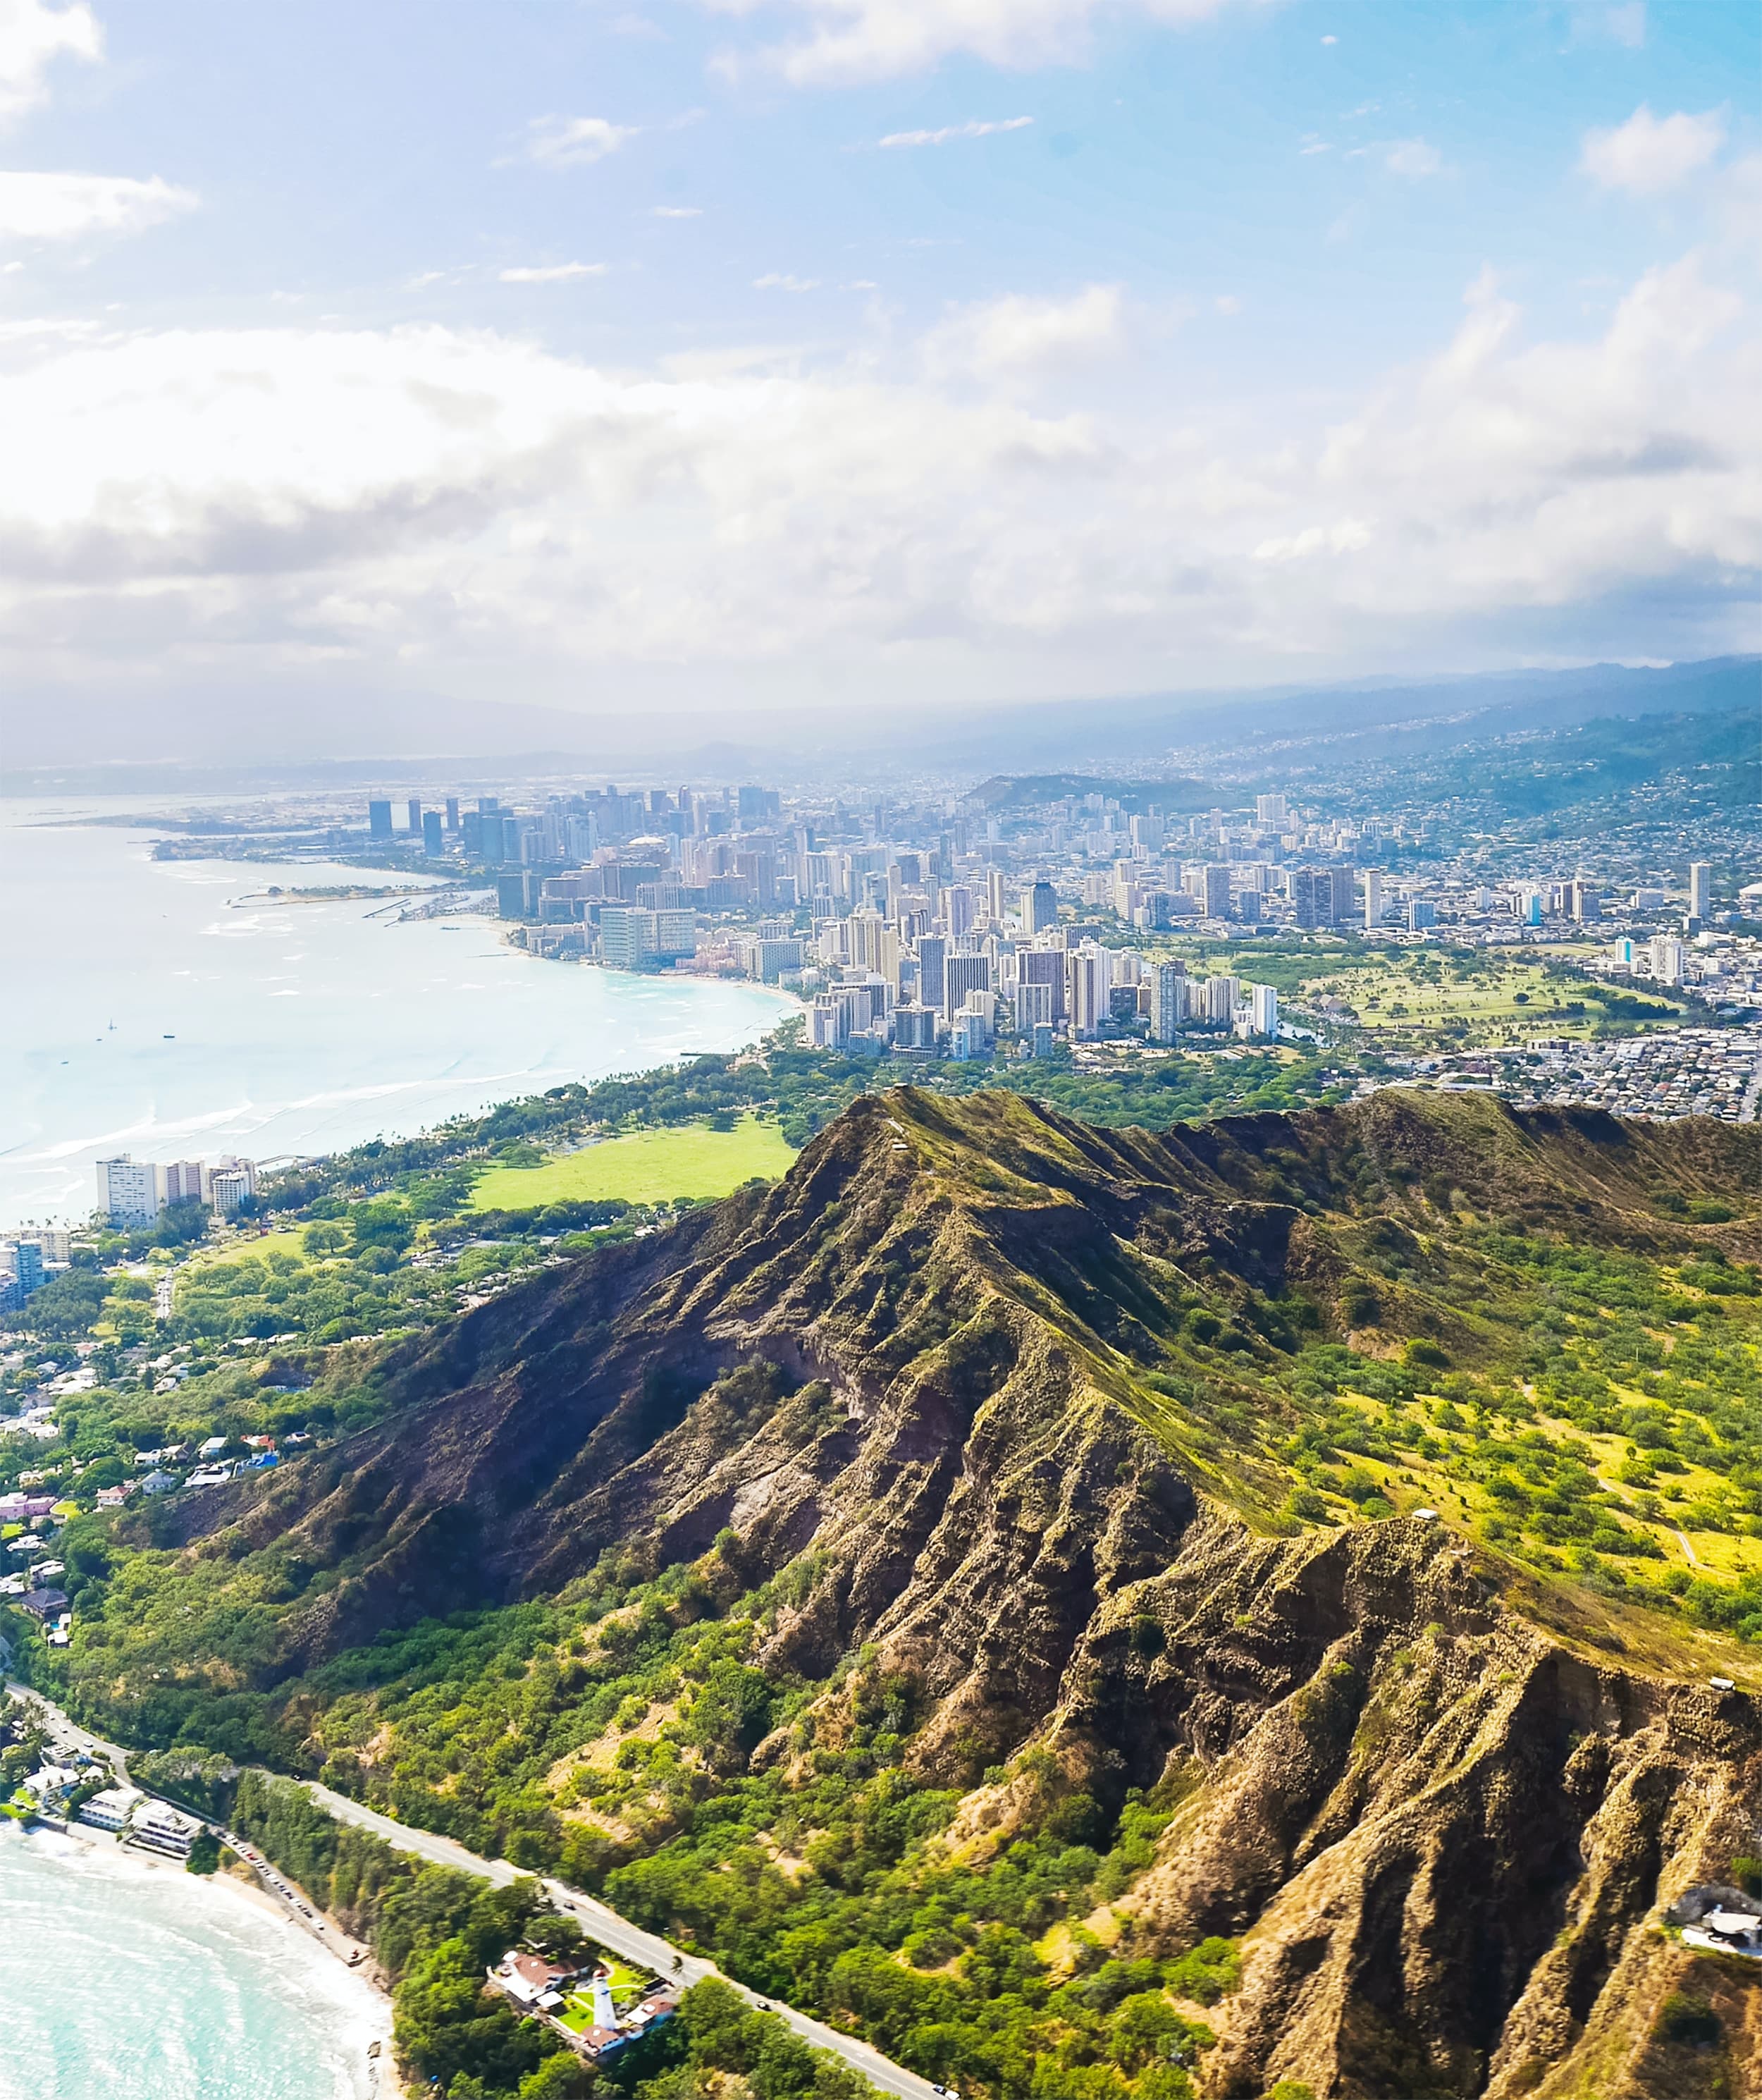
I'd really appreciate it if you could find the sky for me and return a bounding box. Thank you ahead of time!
[0,0,1756,725]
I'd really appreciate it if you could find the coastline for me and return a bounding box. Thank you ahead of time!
[13,1811,401,2096]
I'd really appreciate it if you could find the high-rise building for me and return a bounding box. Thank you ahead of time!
[1022,880,1059,935]
[1066,945,1114,1038]
[1328,866,1356,923]
[1650,935,1686,985]
[1689,862,1712,919]
[598,907,648,970]
[407,797,423,835]
[97,1155,161,1228]
[1017,945,1065,1021]
[209,1158,258,1215]
[892,1004,939,1051]
[421,810,444,856]
[161,1160,205,1205]
[1570,880,1602,923]
[445,797,460,833]
[916,935,947,1013]
[946,885,975,938]
[1202,974,1240,1025]
[1409,899,1437,931]
[1291,867,1333,930]
[1150,960,1185,1044]
[986,870,1008,921]
[1016,980,1056,1030]
[4,1241,45,1301]
[1255,792,1288,828]
[944,951,992,1020]
[1249,983,1279,1038]
[1202,865,1233,920]
[367,799,393,842]
[1362,869,1383,931]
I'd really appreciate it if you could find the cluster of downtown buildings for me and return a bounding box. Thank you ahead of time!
[352,778,1756,1055]
[363,783,1290,1055]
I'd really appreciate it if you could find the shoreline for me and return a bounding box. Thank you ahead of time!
[19,1810,402,2095]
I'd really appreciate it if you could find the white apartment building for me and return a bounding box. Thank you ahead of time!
[96,1155,161,1229]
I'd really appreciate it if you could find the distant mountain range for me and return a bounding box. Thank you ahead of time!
[1,656,1754,791]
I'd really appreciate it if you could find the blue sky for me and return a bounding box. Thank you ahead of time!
[0,0,1756,719]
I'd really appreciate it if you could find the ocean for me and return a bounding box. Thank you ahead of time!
[0,1822,390,2099]
[0,803,793,1222]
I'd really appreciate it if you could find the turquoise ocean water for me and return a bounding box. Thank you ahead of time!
[0,1822,390,2099]
[0,803,792,1222]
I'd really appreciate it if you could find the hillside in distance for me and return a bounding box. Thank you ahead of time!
[66,1089,1762,2099]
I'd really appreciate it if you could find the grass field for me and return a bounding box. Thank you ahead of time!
[469,1115,798,1212]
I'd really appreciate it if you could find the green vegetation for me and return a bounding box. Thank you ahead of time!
[160,1558,1231,2100]
[469,1117,799,1212]
[1137,935,1684,1052]
[228,1770,588,2097]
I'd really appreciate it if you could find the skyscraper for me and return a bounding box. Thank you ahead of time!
[1066,947,1109,1038]
[1292,868,1334,929]
[1018,945,1064,1021]
[407,797,423,835]
[368,799,393,842]
[1362,869,1383,931]
[1250,983,1279,1037]
[944,951,991,1020]
[916,935,947,1012]
[1150,961,1185,1043]
[1202,865,1232,920]
[1255,792,1289,828]
[1689,862,1712,919]
[422,810,444,856]
[1022,880,1059,935]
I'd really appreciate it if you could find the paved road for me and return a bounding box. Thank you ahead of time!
[4,1678,135,1776]
[309,1783,939,2100]
[5,1684,937,2100]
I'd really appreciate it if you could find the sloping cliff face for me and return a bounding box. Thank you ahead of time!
[154,1088,1761,2096]
[1029,1518,1762,2099]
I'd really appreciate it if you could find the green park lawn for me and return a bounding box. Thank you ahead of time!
[469,1115,798,1212]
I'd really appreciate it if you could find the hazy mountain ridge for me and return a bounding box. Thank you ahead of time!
[4,656,1754,785]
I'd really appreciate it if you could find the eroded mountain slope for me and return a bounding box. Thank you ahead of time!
[78,1087,1762,2096]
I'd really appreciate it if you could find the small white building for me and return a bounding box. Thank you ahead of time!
[128,1800,199,1858]
[79,1786,144,1831]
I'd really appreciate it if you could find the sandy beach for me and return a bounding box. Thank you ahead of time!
[2,1815,397,2099]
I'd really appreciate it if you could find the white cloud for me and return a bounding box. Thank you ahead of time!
[753,272,821,291]
[1254,517,1372,561]
[1384,137,1442,179]
[0,250,1750,701]
[499,262,605,283]
[1581,105,1725,196]
[878,116,1033,148]
[923,283,1123,378]
[711,0,1247,88]
[652,204,703,217]
[1570,1,1645,47]
[0,0,100,122]
[523,114,639,168]
[0,171,197,240]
